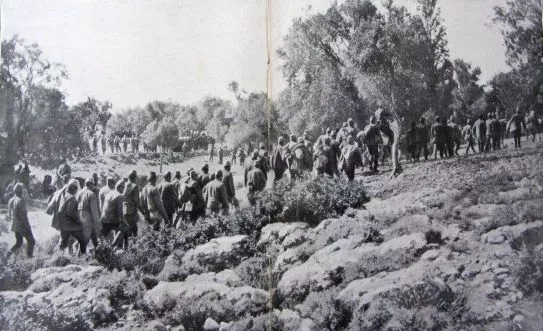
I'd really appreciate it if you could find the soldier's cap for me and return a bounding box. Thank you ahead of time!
[225,161,231,167]
[297,137,304,143]
[115,180,125,190]
[348,118,354,123]
[290,134,297,140]
[215,169,223,178]
[164,171,172,180]
[435,116,440,122]
[85,177,94,185]
[128,170,137,181]
[67,179,79,191]
[175,171,181,179]
[106,176,115,185]
[259,142,265,148]
[149,172,157,182]
[278,136,285,143]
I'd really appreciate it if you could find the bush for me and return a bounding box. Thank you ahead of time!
[259,177,369,226]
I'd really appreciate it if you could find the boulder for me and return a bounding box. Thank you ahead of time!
[143,272,269,316]
[181,235,250,274]
[257,222,310,253]
[277,233,427,303]
[203,318,220,331]
[482,221,543,250]
[338,261,455,311]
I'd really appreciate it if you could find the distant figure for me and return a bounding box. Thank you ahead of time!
[507,109,526,148]
[416,117,430,161]
[472,115,487,153]
[7,183,35,258]
[237,148,246,166]
[100,134,107,154]
[202,170,229,215]
[121,135,128,153]
[208,144,215,163]
[363,116,382,172]
[431,116,446,159]
[443,118,454,157]
[20,162,31,197]
[406,121,418,162]
[230,147,237,165]
[218,146,224,165]
[462,119,476,155]
[288,137,312,179]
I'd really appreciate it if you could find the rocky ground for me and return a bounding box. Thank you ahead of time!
[1,138,542,331]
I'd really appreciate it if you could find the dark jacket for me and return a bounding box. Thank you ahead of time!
[8,196,31,233]
[78,188,100,231]
[431,123,446,144]
[58,192,82,231]
[270,145,287,171]
[247,168,267,192]
[202,179,229,213]
[141,183,169,221]
[158,181,180,217]
[222,171,236,202]
[100,190,124,224]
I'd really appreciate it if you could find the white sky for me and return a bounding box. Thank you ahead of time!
[2,0,508,111]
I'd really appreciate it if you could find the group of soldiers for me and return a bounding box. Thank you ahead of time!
[89,133,141,155]
[5,157,243,257]
[4,107,542,258]
[405,109,541,162]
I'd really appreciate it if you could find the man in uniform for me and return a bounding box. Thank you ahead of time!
[100,180,126,247]
[472,115,487,153]
[246,160,267,204]
[363,116,382,172]
[340,136,363,181]
[179,170,206,222]
[6,183,35,258]
[271,137,287,183]
[78,178,100,251]
[158,171,180,227]
[123,170,144,244]
[431,116,446,159]
[222,161,237,207]
[416,117,430,161]
[58,179,87,255]
[202,170,229,215]
[462,119,476,155]
[406,121,418,162]
[507,109,526,148]
[140,172,170,231]
[199,164,211,188]
[99,177,116,211]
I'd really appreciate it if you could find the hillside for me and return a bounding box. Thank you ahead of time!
[1,139,543,331]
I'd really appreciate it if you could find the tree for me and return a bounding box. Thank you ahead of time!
[225,91,282,148]
[0,35,68,160]
[493,0,542,113]
[451,59,485,117]
[198,97,233,143]
[71,97,112,135]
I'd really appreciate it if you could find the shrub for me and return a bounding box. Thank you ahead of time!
[259,177,369,226]
[298,287,351,331]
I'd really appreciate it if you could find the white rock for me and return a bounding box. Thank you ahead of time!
[203,318,220,330]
